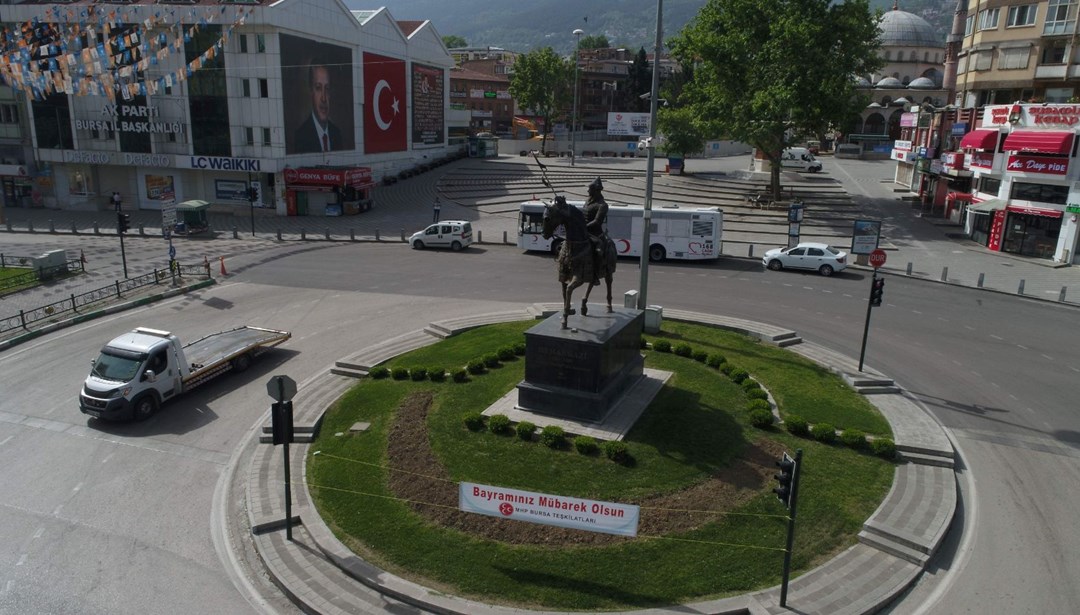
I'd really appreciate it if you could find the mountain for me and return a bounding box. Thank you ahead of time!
[348,1,957,56]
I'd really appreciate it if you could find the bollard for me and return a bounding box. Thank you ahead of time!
[139,224,146,237]
[477,230,483,243]
[906,262,913,275]
[28,221,34,233]
[232,226,239,239]
[400,228,405,242]
[376,228,381,241]
[277,229,282,241]
[748,244,754,258]
[1018,279,1025,295]
[325,228,330,240]
[503,230,508,244]
[349,228,355,241]
[977,273,985,288]
[5,221,11,232]
[941,266,948,282]
[1060,286,1068,302]
[301,230,306,240]
[93,222,100,234]
[49,220,56,233]
[72,222,79,234]
[71,293,78,313]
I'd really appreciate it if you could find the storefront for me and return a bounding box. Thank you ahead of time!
[0,164,36,210]
[1000,205,1063,258]
[282,167,374,216]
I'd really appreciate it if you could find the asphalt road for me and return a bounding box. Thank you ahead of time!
[0,238,1078,614]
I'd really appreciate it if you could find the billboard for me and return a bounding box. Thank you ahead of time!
[363,52,408,153]
[607,112,651,137]
[411,63,445,145]
[281,35,355,154]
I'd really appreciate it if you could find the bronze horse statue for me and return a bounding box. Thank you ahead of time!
[541,196,617,329]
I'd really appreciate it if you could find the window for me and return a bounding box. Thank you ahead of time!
[973,50,993,70]
[909,50,917,61]
[979,177,1002,195]
[1041,40,1068,64]
[261,127,271,146]
[958,54,969,73]
[1046,87,1074,102]
[978,8,1000,30]
[1011,182,1068,205]
[244,126,254,146]
[999,47,1030,69]
[0,104,17,123]
[242,79,251,97]
[884,50,891,61]
[259,78,268,98]
[239,34,248,53]
[69,167,93,195]
[1008,4,1038,27]
[965,15,974,36]
[1045,0,1077,35]
[256,34,266,53]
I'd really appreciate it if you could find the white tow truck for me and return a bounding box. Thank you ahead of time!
[79,325,291,421]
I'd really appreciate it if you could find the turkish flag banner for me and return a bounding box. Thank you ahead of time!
[363,52,407,153]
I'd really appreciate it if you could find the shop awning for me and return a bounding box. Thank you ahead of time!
[1006,205,1063,218]
[959,129,999,150]
[1002,130,1075,154]
[967,198,1007,213]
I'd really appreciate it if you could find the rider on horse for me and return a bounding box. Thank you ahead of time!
[584,177,611,285]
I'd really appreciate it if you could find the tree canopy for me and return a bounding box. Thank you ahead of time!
[669,0,882,196]
[508,47,572,151]
[578,34,610,50]
[442,35,467,49]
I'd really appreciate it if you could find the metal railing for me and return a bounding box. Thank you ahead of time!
[0,258,86,293]
[0,261,211,335]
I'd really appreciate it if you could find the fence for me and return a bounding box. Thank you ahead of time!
[0,261,211,335]
[0,257,86,293]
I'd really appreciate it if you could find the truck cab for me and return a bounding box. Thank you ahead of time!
[80,328,186,421]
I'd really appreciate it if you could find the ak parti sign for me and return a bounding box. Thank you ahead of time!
[1006,155,1069,175]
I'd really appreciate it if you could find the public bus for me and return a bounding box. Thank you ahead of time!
[517,200,724,262]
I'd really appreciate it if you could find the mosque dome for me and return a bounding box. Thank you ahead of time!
[876,76,904,88]
[879,4,942,48]
[908,76,936,89]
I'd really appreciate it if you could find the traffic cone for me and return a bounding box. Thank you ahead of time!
[219,255,227,276]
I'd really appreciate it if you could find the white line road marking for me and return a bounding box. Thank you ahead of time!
[15,554,27,567]
[72,482,83,493]
[0,436,12,447]
[1041,354,1053,360]
[32,528,44,539]
[51,504,63,516]
[991,335,1004,340]
[1017,344,1028,350]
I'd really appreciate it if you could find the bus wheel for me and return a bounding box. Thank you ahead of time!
[551,239,563,255]
[648,245,666,262]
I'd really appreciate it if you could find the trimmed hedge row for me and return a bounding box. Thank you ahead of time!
[462,413,632,465]
[370,343,527,384]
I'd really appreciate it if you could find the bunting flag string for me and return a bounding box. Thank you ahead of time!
[0,4,256,100]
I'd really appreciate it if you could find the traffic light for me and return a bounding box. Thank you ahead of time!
[271,401,294,445]
[248,187,258,202]
[117,212,131,234]
[870,277,885,307]
[774,453,796,508]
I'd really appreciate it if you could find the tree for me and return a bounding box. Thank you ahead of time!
[442,35,467,49]
[578,34,610,50]
[627,48,652,113]
[509,47,572,153]
[656,106,707,169]
[669,0,882,198]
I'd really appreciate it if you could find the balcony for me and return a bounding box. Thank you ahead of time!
[1034,64,1068,79]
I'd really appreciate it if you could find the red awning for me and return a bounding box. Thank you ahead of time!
[1006,205,1063,218]
[1002,131,1075,154]
[959,129,999,150]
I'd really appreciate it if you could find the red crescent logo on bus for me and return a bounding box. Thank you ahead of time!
[618,239,631,253]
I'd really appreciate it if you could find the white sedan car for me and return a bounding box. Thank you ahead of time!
[762,242,847,276]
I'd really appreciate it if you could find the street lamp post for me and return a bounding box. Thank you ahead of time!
[637,0,663,310]
[571,28,584,166]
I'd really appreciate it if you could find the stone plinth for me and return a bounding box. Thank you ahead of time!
[516,307,644,422]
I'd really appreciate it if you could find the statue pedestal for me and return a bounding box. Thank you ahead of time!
[516,307,644,423]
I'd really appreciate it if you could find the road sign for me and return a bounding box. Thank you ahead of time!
[869,249,887,269]
[168,244,176,260]
[266,374,297,402]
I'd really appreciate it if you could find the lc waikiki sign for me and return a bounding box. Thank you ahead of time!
[459,482,640,537]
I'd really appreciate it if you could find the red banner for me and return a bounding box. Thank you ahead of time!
[284,167,373,188]
[968,151,995,169]
[1006,155,1069,175]
[363,53,407,153]
[988,210,1006,251]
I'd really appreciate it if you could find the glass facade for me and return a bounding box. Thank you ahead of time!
[186,26,230,156]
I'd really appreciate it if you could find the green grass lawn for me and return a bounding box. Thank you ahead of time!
[308,320,895,610]
[0,266,39,294]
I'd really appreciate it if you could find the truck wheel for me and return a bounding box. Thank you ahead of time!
[132,395,158,421]
[648,245,666,262]
[232,353,252,373]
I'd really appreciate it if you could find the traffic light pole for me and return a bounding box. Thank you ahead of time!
[117,226,129,279]
[858,271,877,372]
[779,448,803,608]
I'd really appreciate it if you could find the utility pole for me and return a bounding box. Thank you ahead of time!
[570,28,584,166]
[637,0,663,309]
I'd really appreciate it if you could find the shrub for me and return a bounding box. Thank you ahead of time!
[488,414,511,434]
[654,340,672,353]
[750,409,774,428]
[870,437,897,459]
[811,422,837,443]
[368,366,389,379]
[497,347,516,361]
[602,440,630,464]
[515,421,536,441]
[785,415,809,436]
[483,353,500,368]
[409,366,427,381]
[746,388,769,401]
[742,379,761,391]
[391,366,409,380]
[719,363,735,375]
[463,412,485,431]
[706,353,725,368]
[452,369,468,383]
[640,337,649,349]
[429,368,446,382]
[573,436,599,455]
[674,343,693,357]
[841,429,867,449]
[729,368,749,383]
[512,342,526,356]
[539,425,566,448]
[747,399,771,412]
[692,350,708,363]
[467,359,486,375]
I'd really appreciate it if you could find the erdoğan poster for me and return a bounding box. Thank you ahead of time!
[363,52,408,153]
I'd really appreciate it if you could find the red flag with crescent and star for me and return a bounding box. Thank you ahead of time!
[363,52,407,153]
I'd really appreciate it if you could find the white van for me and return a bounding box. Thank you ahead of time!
[409,220,473,251]
[780,147,822,173]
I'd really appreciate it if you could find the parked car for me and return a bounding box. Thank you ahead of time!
[762,242,847,276]
[806,140,821,155]
[409,220,473,251]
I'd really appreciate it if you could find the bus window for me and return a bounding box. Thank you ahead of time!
[521,211,545,234]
